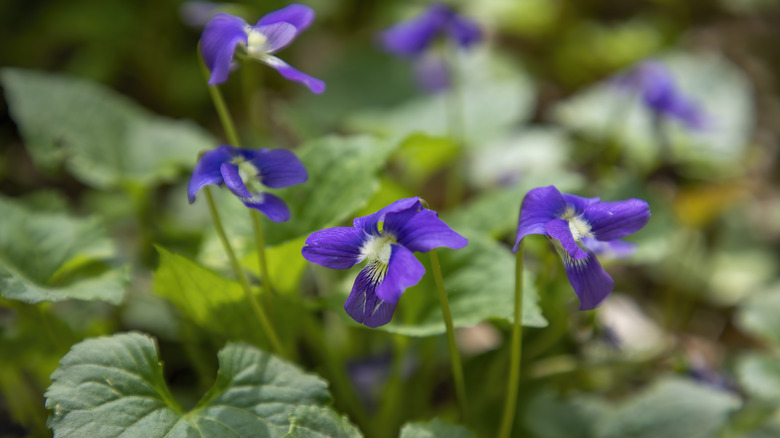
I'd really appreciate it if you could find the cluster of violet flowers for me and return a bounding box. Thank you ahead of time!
[183,2,708,435]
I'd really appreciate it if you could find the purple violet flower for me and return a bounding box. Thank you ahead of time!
[380,3,481,57]
[380,3,481,93]
[188,145,307,222]
[614,60,708,130]
[514,186,650,310]
[302,198,468,328]
[199,4,325,93]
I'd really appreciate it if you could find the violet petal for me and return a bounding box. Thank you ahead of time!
[353,197,421,236]
[256,3,315,31]
[237,148,308,188]
[345,267,398,328]
[200,13,248,85]
[383,205,467,253]
[561,252,615,310]
[187,146,234,203]
[250,22,297,54]
[302,227,369,270]
[584,199,651,242]
[513,185,567,252]
[261,55,326,94]
[219,162,253,199]
[242,192,290,222]
[375,244,425,303]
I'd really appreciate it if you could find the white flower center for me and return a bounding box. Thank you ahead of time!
[234,158,261,192]
[561,207,592,243]
[360,236,393,265]
[359,235,395,285]
[246,28,270,57]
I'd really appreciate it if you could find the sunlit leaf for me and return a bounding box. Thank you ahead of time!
[153,246,265,344]
[1,68,215,188]
[0,195,125,304]
[393,133,458,186]
[399,418,476,438]
[283,405,362,438]
[45,332,351,437]
[242,236,309,296]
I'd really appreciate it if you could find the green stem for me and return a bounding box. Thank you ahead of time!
[201,73,240,146]
[498,243,525,438]
[203,186,284,356]
[250,209,275,294]
[200,51,278,324]
[429,248,469,422]
[241,63,269,137]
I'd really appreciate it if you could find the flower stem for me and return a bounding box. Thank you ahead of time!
[250,209,275,294]
[200,53,277,302]
[203,186,284,356]
[429,248,469,422]
[498,243,525,438]
[203,79,240,147]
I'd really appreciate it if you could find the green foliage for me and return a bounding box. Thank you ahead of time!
[1,68,214,189]
[393,133,458,186]
[526,378,739,438]
[265,135,399,245]
[243,236,309,295]
[399,418,476,438]
[0,195,126,304]
[524,390,608,438]
[553,52,753,175]
[737,353,780,405]
[380,233,546,337]
[347,48,535,145]
[736,282,780,346]
[45,332,358,437]
[283,406,363,438]
[153,246,266,344]
[598,378,740,438]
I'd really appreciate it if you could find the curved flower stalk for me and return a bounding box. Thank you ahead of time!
[188,145,307,222]
[514,185,651,309]
[302,198,468,327]
[380,2,481,92]
[614,60,708,130]
[199,4,325,93]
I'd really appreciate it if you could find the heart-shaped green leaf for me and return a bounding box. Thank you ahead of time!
[46,332,359,437]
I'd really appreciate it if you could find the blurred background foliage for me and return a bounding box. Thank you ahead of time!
[1,0,780,437]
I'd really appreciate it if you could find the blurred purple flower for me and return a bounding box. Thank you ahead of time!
[614,60,708,130]
[188,145,307,222]
[380,3,481,57]
[302,198,468,327]
[514,186,650,309]
[380,3,481,93]
[199,4,325,93]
